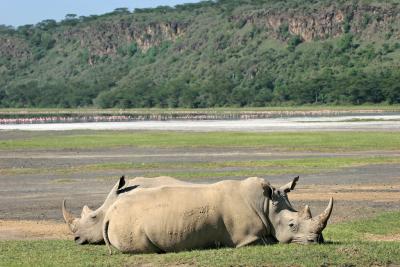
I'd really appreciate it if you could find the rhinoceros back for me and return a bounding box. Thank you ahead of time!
[104,179,269,253]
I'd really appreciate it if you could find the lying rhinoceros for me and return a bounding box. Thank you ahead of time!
[62,176,191,244]
[103,177,333,254]
[63,176,301,245]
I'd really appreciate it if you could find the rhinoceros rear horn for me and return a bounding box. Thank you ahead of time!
[62,199,78,233]
[311,198,333,233]
[299,205,312,220]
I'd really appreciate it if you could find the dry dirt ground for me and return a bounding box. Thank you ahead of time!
[0,134,399,241]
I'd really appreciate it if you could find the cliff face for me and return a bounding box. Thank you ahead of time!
[232,8,344,41]
[2,2,399,61]
[272,9,346,41]
[0,36,31,59]
[232,4,400,42]
[59,20,187,56]
[350,5,399,39]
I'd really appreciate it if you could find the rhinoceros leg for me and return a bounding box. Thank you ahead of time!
[318,234,325,244]
[103,221,113,255]
[235,235,261,248]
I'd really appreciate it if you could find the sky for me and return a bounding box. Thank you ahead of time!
[0,0,201,27]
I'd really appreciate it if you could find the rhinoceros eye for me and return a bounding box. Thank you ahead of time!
[289,222,298,232]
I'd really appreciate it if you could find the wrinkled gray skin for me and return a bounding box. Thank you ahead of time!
[62,176,191,245]
[63,176,310,245]
[268,176,326,244]
[269,178,332,244]
[103,177,333,254]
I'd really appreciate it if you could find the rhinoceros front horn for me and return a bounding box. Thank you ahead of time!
[62,199,78,233]
[311,197,333,233]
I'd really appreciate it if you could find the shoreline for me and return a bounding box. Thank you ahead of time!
[1,115,400,131]
[1,109,400,124]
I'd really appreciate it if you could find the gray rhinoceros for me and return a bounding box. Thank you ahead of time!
[103,177,333,254]
[62,176,191,244]
[63,176,301,245]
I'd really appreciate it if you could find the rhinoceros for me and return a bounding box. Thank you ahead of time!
[62,176,191,244]
[103,177,333,254]
[63,175,301,245]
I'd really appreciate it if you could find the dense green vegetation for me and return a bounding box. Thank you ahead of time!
[1,0,400,108]
[1,212,399,266]
[1,131,400,151]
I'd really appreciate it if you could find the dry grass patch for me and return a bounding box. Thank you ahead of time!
[0,220,70,241]
[291,183,400,202]
[365,233,400,242]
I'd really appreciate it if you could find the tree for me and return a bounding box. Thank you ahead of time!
[62,14,78,26]
[0,25,15,35]
[113,8,130,14]
[37,20,57,30]
[337,33,354,52]
[287,35,302,51]
[65,14,77,20]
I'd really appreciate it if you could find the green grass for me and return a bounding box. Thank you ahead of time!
[325,212,400,241]
[2,131,400,151]
[81,156,400,171]
[1,212,399,267]
[3,156,400,180]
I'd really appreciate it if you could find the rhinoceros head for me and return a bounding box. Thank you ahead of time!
[267,178,333,244]
[62,176,130,245]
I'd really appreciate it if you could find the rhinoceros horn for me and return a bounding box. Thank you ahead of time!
[62,199,78,233]
[299,205,312,220]
[311,198,333,233]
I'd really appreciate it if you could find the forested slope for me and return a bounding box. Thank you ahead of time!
[0,0,400,108]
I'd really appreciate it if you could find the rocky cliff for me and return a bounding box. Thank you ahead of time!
[232,3,400,42]
[2,2,399,60]
[59,20,187,56]
[0,36,31,59]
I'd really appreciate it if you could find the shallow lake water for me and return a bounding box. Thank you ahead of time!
[1,114,400,131]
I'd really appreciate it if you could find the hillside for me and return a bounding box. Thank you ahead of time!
[0,0,400,108]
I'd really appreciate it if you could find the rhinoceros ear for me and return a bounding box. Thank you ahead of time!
[81,205,93,217]
[280,176,299,193]
[118,176,126,190]
[115,175,140,195]
[261,181,273,199]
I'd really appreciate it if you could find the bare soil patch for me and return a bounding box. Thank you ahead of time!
[365,233,400,242]
[0,220,70,241]
[291,183,400,202]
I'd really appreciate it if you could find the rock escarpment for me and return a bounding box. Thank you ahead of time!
[232,4,399,42]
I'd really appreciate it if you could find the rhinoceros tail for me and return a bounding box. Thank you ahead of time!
[103,220,113,255]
